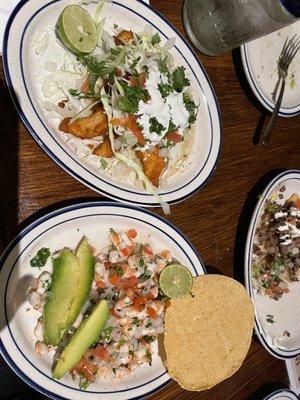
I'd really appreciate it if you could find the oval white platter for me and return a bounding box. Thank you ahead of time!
[3,0,221,207]
[263,389,299,400]
[241,20,300,117]
[0,202,205,400]
[245,170,300,359]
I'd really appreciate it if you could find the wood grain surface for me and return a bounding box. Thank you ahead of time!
[0,0,300,399]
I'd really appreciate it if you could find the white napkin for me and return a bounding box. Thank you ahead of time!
[0,0,149,55]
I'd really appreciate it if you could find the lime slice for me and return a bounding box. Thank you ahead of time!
[56,5,98,55]
[159,264,193,299]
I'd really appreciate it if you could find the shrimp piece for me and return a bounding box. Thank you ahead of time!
[98,366,113,379]
[159,250,172,263]
[148,286,158,300]
[125,288,135,299]
[122,324,136,339]
[156,260,167,274]
[115,366,130,379]
[119,317,131,326]
[28,291,42,310]
[148,300,164,316]
[35,341,50,356]
[123,264,137,278]
[34,320,44,341]
[115,296,132,312]
[127,255,137,269]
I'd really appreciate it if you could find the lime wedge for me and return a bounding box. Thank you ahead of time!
[56,5,98,55]
[159,264,193,299]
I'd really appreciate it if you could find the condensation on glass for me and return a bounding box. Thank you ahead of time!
[183,0,300,55]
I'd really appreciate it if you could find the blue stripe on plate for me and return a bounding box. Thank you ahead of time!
[0,201,205,398]
[3,0,222,205]
[246,170,300,358]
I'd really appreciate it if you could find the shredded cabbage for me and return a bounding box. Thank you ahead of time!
[69,100,101,124]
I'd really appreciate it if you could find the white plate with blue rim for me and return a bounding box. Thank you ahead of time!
[245,170,300,360]
[0,201,206,400]
[263,389,298,400]
[241,20,300,117]
[3,0,221,208]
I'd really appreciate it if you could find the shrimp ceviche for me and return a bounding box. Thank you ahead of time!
[38,0,198,207]
[252,192,300,301]
[27,228,172,389]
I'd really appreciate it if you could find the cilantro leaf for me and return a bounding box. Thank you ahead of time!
[100,158,108,170]
[30,248,51,269]
[149,117,165,135]
[118,83,149,114]
[101,326,113,342]
[79,378,90,391]
[79,55,115,77]
[110,47,122,56]
[151,33,161,46]
[158,83,173,98]
[167,120,176,134]
[158,57,170,77]
[172,66,190,93]
[183,92,198,124]
[69,88,81,97]
[143,335,156,344]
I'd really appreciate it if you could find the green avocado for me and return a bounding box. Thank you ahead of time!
[53,299,109,379]
[43,237,95,346]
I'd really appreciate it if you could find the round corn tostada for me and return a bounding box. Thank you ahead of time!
[164,274,254,391]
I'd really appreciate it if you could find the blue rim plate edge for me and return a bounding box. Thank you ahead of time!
[2,0,223,208]
[263,388,299,400]
[0,200,206,400]
[244,169,300,360]
[240,44,300,118]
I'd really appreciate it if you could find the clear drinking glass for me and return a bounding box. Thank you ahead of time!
[183,0,300,56]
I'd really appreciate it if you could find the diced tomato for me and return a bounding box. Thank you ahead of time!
[96,279,106,289]
[121,245,135,257]
[81,74,91,94]
[132,295,148,311]
[122,276,138,289]
[147,305,157,319]
[110,274,121,286]
[111,234,121,246]
[165,132,183,143]
[144,246,153,256]
[93,344,110,361]
[72,357,97,382]
[129,76,138,87]
[127,115,146,145]
[110,308,120,318]
[127,229,137,239]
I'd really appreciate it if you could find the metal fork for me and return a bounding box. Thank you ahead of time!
[262,34,300,145]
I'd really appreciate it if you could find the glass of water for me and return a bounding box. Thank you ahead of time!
[183,0,300,56]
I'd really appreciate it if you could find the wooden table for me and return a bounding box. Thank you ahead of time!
[0,0,299,399]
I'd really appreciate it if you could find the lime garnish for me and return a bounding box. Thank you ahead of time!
[159,264,193,299]
[56,5,98,55]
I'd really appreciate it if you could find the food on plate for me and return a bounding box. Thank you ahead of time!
[164,275,254,391]
[43,237,95,346]
[39,1,198,205]
[159,263,193,299]
[27,228,177,389]
[252,192,300,300]
[53,299,109,379]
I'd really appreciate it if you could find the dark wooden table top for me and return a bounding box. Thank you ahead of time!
[0,0,300,399]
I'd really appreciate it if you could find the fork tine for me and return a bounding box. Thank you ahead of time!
[288,43,300,65]
[284,34,297,57]
[285,37,300,65]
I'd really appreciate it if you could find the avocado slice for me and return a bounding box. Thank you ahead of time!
[43,237,95,346]
[53,299,109,379]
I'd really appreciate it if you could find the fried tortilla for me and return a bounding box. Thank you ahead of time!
[93,137,114,158]
[164,275,254,391]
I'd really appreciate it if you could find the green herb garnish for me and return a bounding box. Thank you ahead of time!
[100,158,108,170]
[266,314,275,324]
[143,335,156,344]
[146,349,152,365]
[101,326,113,342]
[158,83,173,98]
[172,66,190,93]
[151,33,161,46]
[149,117,165,135]
[183,92,197,124]
[30,248,51,269]
[118,83,149,114]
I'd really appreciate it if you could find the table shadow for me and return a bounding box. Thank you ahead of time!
[247,382,288,400]
[231,48,270,145]
[0,74,42,399]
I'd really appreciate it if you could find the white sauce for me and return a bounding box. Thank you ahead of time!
[137,64,189,146]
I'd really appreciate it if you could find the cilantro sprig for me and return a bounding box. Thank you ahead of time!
[30,248,51,269]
